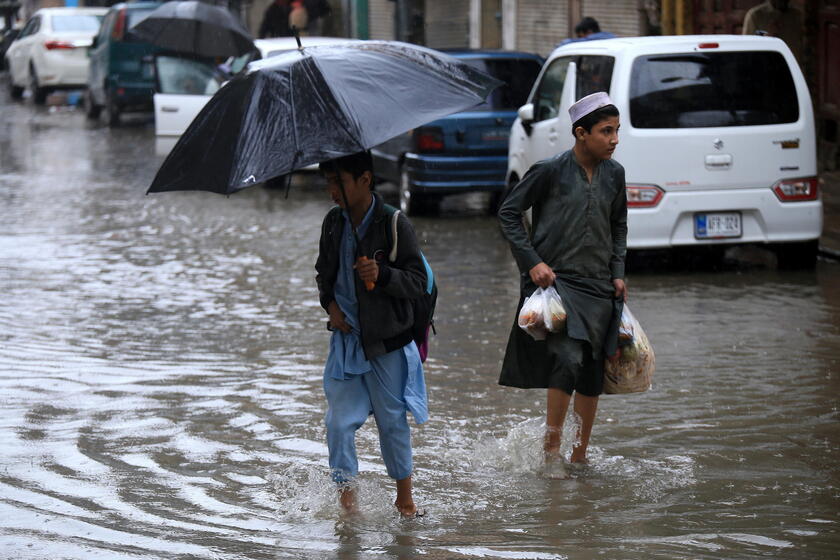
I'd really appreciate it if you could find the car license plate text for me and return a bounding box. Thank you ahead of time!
[695,212,742,239]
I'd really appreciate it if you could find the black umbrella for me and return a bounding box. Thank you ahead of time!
[146,39,501,195]
[130,0,254,58]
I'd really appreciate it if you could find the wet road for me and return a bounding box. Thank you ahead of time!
[1,87,839,559]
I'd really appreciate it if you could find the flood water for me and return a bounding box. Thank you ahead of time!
[1,93,839,559]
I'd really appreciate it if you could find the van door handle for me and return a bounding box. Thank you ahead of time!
[705,154,732,170]
[548,127,557,142]
[161,106,179,113]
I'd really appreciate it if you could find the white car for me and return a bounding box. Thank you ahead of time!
[5,7,107,104]
[508,35,821,268]
[153,36,349,138]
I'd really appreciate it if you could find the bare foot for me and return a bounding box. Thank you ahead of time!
[339,486,358,514]
[395,499,417,517]
[543,452,569,479]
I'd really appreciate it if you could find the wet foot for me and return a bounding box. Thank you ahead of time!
[339,487,358,514]
[542,453,570,480]
[395,500,424,517]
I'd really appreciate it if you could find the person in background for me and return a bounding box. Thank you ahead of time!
[258,0,292,38]
[315,151,429,516]
[558,16,616,47]
[742,0,803,64]
[497,92,627,478]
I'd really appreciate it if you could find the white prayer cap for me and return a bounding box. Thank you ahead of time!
[569,92,613,124]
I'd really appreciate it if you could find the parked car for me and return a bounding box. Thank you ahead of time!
[4,7,107,103]
[0,27,21,71]
[153,36,348,138]
[509,35,821,268]
[370,50,544,215]
[84,1,163,126]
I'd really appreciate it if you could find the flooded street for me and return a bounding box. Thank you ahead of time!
[1,93,839,560]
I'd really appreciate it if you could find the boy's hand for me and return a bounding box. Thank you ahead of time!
[327,301,351,333]
[613,278,627,301]
[354,256,378,287]
[529,262,556,288]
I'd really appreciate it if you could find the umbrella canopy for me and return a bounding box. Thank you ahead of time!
[147,40,502,195]
[130,0,254,58]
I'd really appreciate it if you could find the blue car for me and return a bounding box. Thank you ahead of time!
[371,49,544,215]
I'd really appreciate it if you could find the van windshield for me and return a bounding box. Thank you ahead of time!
[629,51,798,128]
[463,57,542,110]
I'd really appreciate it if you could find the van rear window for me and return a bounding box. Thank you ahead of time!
[629,51,798,128]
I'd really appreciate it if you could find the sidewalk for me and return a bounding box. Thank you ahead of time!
[820,171,840,258]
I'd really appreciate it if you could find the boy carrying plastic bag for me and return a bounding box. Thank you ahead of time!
[604,305,655,394]
[517,286,567,341]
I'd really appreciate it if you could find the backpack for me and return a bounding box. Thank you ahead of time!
[383,205,437,362]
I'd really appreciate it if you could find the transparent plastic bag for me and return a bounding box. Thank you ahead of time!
[518,286,567,341]
[604,305,655,394]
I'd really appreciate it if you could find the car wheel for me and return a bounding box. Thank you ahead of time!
[9,77,24,100]
[399,167,439,215]
[102,89,121,127]
[29,65,48,105]
[83,89,101,119]
[775,239,818,270]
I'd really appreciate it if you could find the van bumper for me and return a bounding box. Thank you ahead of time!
[628,187,823,249]
[404,153,507,194]
[111,82,155,112]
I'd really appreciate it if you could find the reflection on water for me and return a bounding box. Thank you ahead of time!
[1,87,839,559]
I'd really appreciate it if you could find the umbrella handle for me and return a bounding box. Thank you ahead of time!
[359,256,375,291]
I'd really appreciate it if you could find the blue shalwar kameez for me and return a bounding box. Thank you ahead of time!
[323,201,428,483]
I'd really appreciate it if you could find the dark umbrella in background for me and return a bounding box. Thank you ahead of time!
[146,39,501,195]
[130,0,254,58]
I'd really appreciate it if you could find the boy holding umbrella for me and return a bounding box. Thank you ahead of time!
[315,151,429,515]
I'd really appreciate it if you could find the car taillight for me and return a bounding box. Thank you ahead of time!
[698,42,719,49]
[626,184,664,208]
[44,40,75,50]
[414,127,444,152]
[772,177,818,202]
[112,8,126,40]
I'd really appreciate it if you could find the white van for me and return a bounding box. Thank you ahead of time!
[507,35,821,268]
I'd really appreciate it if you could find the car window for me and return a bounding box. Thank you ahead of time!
[575,55,614,99]
[50,14,104,33]
[20,16,39,38]
[463,57,543,111]
[533,57,571,122]
[156,55,221,95]
[630,51,798,128]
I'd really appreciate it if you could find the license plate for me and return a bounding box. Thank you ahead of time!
[694,212,742,239]
[481,127,509,142]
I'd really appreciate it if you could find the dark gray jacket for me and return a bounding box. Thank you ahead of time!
[315,193,428,359]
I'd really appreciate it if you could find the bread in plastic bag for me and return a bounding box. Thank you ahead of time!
[604,305,655,394]
[518,286,567,341]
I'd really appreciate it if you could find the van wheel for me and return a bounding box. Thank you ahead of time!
[83,89,101,119]
[29,65,48,105]
[775,240,818,270]
[102,90,121,127]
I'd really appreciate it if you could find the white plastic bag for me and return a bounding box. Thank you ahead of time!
[518,286,567,341]
[604,305,655,394]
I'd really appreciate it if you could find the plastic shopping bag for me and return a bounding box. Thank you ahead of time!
[518,286,567,341]
[604,305,655,394]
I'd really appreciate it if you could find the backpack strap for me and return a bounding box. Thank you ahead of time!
[389,209,401,263]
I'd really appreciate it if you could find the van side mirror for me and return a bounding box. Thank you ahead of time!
[518,103,534,136]
[90,36,98,49]
[518,103,534,123]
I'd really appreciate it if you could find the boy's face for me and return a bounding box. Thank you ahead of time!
[324,169,372,209]
[576,115,620,160]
